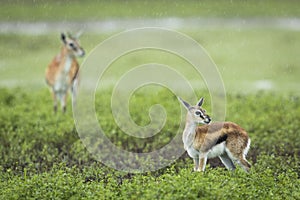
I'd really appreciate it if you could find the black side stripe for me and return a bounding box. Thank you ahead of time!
[216,134,228,145]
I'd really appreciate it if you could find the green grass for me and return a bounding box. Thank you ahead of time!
[1,0,300,21]
[1,1,300,198]
[0,88,299,199]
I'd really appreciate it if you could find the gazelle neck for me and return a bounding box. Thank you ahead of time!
[182,114,197,150]
[61,46,75,58]
[60,46,74,74]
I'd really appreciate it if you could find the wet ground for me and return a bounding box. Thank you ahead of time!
[1,17,300,34]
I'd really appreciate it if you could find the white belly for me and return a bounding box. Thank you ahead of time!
[207,142,226,158]
[54,76,69,92]
[186,142,226,159]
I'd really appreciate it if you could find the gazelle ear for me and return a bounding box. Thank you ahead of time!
[61,33,67,44]
[75,30,83,39]
[197,97,204,107]
[177,97,191,110]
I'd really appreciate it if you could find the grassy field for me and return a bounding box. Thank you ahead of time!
[0,89,299,199]
[1,0,300,199]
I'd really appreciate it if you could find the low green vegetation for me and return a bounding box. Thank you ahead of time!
[0,88,299,199]
[1,1,299,198]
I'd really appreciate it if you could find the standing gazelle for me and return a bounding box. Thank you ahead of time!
[45,32,85,113]
[178,97,251,172]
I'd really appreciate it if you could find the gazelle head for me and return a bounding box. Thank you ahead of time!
[178,97,211,124]
[61,32,85,57]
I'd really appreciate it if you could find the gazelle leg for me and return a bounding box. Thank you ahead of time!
[219,153,236,171]
[71,78,78,105]
[237,156,251,173]
[193,158,199,171]
[61,93,68,113]
[52,90,57,113]
[226,149,251,173]
[198,152,208,172]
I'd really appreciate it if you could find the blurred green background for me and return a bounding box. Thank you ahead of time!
[0,0,299,94]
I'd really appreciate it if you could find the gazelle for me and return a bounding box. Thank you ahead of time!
[178,97,251,172]
[45,32,85,113]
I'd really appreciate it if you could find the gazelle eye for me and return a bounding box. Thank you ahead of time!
[195,111,201,116]
[69,43,78,51]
